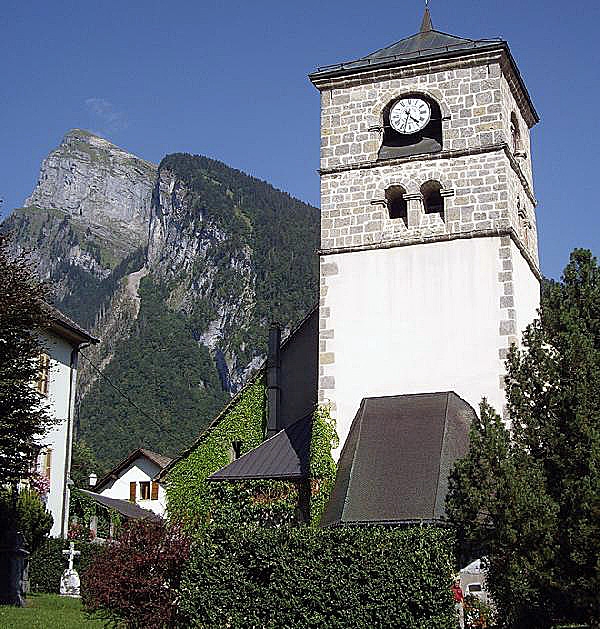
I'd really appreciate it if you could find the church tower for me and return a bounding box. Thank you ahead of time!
[309,11,541,455]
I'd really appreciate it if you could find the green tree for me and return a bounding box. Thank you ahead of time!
[0,233,53,486]
[70,439,100,488]
[447,249,600,628]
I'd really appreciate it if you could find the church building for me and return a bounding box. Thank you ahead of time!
[165,10,541,527]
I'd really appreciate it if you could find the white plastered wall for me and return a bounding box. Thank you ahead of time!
[99,457,166,516]
[38,330,76,538]
[321,236,539,458]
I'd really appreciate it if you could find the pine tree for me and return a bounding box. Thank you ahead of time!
[447,249,600,629]
[0,233,54,486]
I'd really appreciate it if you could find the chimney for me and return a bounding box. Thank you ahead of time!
[266,323,281,438]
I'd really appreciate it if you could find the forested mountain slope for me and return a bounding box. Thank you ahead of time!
[2,132,319,471]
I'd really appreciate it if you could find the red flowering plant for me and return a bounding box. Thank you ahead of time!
[81,518,191,629]
[29,472,50,499]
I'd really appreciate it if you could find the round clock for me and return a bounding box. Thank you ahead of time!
[389,98,431,134]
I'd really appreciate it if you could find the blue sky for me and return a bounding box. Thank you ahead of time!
[1,0,599,279]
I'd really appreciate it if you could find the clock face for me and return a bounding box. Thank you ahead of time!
[389,98,431,134]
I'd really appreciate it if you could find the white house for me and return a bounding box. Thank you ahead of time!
[90,448,171,517]
[35,305,98,538]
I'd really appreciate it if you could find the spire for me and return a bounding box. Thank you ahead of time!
[420,6,433,32]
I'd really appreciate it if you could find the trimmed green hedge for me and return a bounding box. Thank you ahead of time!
[179,525,457,628]
[28,538,100,594]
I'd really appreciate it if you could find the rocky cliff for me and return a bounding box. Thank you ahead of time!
[5,129,156,326]
[2,132,319,469]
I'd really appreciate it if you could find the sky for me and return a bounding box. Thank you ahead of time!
[1,0,599,280]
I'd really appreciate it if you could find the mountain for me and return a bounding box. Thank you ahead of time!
[2,130,319,470]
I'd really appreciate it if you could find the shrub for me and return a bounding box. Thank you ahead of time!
[179,525,457,628]
[0,488,53,554]
[81,519,191,629]
[28,538,100,593]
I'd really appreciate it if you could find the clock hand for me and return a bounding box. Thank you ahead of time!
[403,112,410,132]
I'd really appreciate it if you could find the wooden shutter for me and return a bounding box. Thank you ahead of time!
[129,481,137,502]
[151,481,159,501]
[44,449,52,480]
[37,353,50,395]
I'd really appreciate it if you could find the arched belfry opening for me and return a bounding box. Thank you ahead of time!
[385,186,408,225]
[379,94,443,161]
[421,181,444,221]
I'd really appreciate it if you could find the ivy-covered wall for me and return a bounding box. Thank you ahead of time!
[69,489,122,540]
[165,376,339,529]
[309,404,338,526]
[165,375,267,527]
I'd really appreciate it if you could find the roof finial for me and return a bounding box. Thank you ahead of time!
[421,3,433,32]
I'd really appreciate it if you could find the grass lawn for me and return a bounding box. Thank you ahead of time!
[0,593,105,629]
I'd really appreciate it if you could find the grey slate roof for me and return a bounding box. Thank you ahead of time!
[208,413,312,481]
[78,489,160,521]
[44,303,99,345]
[321,392,475,526]
[309,11,502,83]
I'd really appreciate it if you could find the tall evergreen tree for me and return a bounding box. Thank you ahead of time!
[0,233,53,485]
[447,249,600,629]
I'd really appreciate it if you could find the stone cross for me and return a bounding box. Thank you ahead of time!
[62,542,80,571]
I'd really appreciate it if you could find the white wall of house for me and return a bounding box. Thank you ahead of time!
[321,237,540,459]
[98,457,166,516]
[37,330,78,538]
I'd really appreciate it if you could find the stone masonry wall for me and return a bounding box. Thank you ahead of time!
[316,50,539,266]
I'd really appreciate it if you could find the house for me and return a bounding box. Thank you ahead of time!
[35,305,98,538]
[163,9,541,528]
[86,448,171,517]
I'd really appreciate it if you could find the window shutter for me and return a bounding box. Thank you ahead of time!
[37,353,50,395]
[151,481,159,501]
[129,482,137,502]
[44,449,52,480]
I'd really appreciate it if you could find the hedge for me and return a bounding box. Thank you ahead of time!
[28,538,101,593]
[179,525,457,628]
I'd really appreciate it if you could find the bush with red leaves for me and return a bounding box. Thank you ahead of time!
[81,519,190,629]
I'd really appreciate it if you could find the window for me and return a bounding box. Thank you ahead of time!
[385,186,408,225]
[421,181,444,220]
[510,112,521,154]
[37,353,50,395]
[140,481,151,500]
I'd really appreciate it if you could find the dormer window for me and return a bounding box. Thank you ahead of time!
[421,181,444,220]
[385,186,408,225]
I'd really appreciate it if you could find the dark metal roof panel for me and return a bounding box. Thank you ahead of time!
[309,31,503,81]
[208,414,312,481]
[78,489,160,520]
[322,392,474,526]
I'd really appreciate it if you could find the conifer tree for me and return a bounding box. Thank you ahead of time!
[0,233,53,486]
[447,249,600,629]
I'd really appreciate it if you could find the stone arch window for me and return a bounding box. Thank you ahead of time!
[510,112,521,154]
[421,180,444,220]
[385,186,408,225]
[379,94,443,160]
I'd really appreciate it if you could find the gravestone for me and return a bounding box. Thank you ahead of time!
[59,541,81,598]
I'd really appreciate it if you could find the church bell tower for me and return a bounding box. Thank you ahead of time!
[309,10,541,455]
